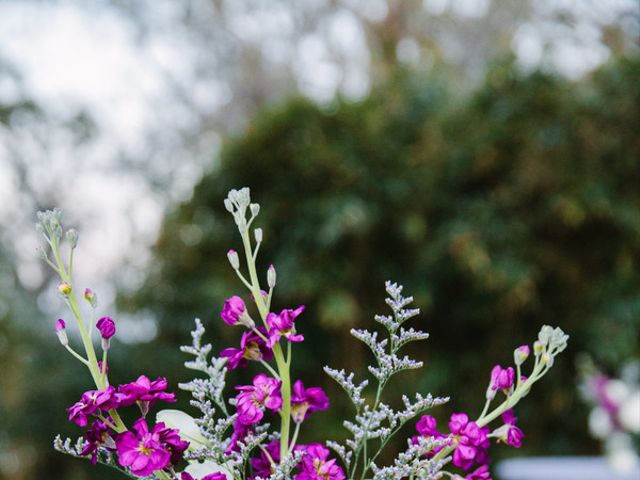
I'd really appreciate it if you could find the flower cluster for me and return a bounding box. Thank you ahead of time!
[579,358,640,474]
[40,188,570,480]
[409,327,568,479]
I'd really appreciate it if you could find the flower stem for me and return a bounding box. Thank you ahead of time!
[239,227,292,462]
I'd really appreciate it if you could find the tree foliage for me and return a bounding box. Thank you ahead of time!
[128,58,640,457]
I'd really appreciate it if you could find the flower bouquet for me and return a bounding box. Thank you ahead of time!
[38,187,569,480]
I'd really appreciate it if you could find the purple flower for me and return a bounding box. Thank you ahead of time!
[182,474,228,480]
[221,296,253,328]
[220,328,272,370]
[448,413,490,471]
[291,380,330,424]
[235,374,282,425]
[465,465,492,480]
[412,415,449,456]
[499,409,524,448]
[116,418,171,476]
[266,306,305,348]
[117,375,176,415]
[226,419,253,454]
[488,365,514,398]
[296,443,345,480]
[96,316,116,339]
[67,386,118,427]
[156,422,190,464]
[180,472,227,480]
[416,415,444,438]
[252,440,281,477]
[80,420,115,464]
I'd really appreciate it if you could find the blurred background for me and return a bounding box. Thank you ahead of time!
[0,1,639,478]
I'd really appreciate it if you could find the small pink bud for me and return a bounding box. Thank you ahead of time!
[55,319,68,346]
[514,345,530,366]
[83,288,98,308]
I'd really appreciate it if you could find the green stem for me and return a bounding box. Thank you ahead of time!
[239,227,292,462]
[64,345,89,366]
[49,236,127,434]
[289,422,301,455]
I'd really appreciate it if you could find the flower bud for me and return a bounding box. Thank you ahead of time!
[227,249,240,270]
[83,288,98,308]
[66,228,78,248]
[533,340,544,356]
[538,325,554,346]
[220,296,255,329]
[542,353,554,367]
[55,319,68,346]
[96,317,116,351]
[58,282,72,296]
[267,264,276,289]
[224,198,234,213]
[250,203,260,216]
[514,345,530,366]
[254,228,263,243]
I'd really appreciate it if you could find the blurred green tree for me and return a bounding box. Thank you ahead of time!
[126,58,639,461]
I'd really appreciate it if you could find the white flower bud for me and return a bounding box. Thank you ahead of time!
[538,325,554,346]
[250,203,260,216]
[514,345,530,366]
[66,228,78,248]
[267,264,276,288]
[533,340,544,356]
[254,228,263,243]
[227,250,240,270]
[224,198,234,212]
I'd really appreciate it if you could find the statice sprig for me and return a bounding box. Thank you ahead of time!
[180,318,230,417]
[326,281,448,480]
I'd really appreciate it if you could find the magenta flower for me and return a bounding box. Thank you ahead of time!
[80,420,115,464]
[117,375,176,413]
[489,365,515,397]
[266,306,305,348]
[296,443,345,480]
[291,380,330,424]
[412,415,449,455]
[221,296,253,328]
[182,473,227,480]
[252,440,281,477]
[220,328,272,370]
[182,474,227,480]
[116,418,172,476]
[67,386,118,427]
[464,465,492,480]
[235,374,282,425]
[96,316,116,339]
[449,413,490,471]
[226,419,253,454]
[157,422,190,464]
[500,409,524,448]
